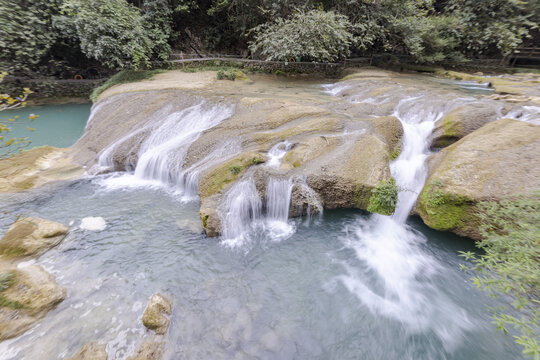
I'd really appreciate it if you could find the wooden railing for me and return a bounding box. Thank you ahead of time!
[506,47,540,66]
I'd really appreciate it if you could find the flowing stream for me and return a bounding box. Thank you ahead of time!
[0,75,529,359]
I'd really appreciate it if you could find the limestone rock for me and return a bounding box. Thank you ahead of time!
[0,217,69,259]
[370,116,403,153]
[127,339,164,360]
[417,118,540,239]
[142,293,172,335]
[0,146,83,193]
[431,103,499,148]
[0,264,66,340]
[67,342,108,360]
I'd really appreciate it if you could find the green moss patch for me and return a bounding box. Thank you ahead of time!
[0,271,23,310]
[390,146,401,160]
[199,152,265,198]
[367,178,398,216]
[418,179,472,231]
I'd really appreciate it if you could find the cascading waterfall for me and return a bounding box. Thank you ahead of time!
[266,141,293,168]
[134,102,233,187]
[333,85,478,351]
[96,102,234,200]
[220,178,262,246]
[220,177,295,247]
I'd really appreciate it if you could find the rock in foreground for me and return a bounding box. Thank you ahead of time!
[67,342,108,360]
[142,293,172,335]
[0,264,66,340]
[418,118,540,239]
[0,217,69,259]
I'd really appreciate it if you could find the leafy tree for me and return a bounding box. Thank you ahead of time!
[0,72,38,158]
[249,9,354,62]
[460,193,540,358]
[142,0,174,61]
[444,0,536,56]
[62,0,153,70]
[0,1,61,73]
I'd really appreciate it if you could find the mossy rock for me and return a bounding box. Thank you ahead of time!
[142,293,172,335]
[0,264,66,341]
[198,152,266,198]
[418,118,540,239]
[417,180,473,231]
[431,103,499,149]
[434,70,486,83]
[0,217,69,259]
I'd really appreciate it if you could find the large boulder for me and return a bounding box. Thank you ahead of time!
[417,119,540,239]
[0,146,83,193]
[0,264,66,340]
[0,217,69,259]
[431,103,499,148]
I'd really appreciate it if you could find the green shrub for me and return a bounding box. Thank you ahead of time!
[367,178,398,216]
[216,69,246,81]
[460,193,540,358]
[249,9,353,62]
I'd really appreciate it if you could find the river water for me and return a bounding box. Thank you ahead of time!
[0,74,528,359]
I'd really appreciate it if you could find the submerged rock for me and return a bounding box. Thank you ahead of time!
[0,217,69,259]
[67,342,108,360]
[431,103,500,148]
[142,293,172,335]
[127,339,165,360]
[0,264,66,340]
[0,146,83,194]
[418,118,540,239]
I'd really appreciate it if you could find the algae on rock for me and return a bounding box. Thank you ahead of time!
[418,118,540,239]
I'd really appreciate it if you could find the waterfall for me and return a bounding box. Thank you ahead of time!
[220,177,295,247]
[266,141,293,168]
[96,101,234,200]
[220,178,262,246]
[331,83,477,350]
[390,95,474,222]
[134,102,233,187]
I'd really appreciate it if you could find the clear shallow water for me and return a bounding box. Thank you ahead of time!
[0,103,91,155]
[0,178,521,360]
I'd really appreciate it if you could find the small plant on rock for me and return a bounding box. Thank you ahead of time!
[367,177,399,216]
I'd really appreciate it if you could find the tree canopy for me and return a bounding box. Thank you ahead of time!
[0,0,538,74]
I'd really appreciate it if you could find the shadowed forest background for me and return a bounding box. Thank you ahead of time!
[1,0,539,78]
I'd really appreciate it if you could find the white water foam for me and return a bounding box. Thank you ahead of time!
[80,217,107,231]
[266,141,293,168]
[329,82,477,350]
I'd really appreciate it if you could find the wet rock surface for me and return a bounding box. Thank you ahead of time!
[0,217,69,259]
[0,264,66,341]
[142,293,172,335]
[0,146,83,194]
[431,103,500,148]
[66,342,108,360]
[418,118,540,239]
[69,69,539,238]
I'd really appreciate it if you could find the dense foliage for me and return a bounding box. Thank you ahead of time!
[0,0,538,73]
[460,194,540,358]
[249,10,353,62]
